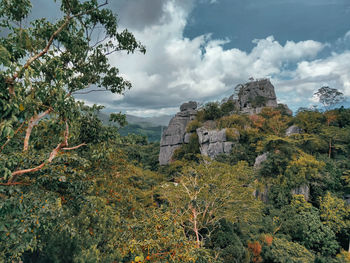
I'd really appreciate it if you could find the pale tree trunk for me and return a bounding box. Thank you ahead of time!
[192,207,200,248]
[23,109,52,152]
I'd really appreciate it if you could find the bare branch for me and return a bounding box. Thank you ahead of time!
[62,143,87,150]
[72,89,109,95]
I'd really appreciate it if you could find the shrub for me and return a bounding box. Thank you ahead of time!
[220,100,237,115]
[217,114,250,129]
[202,102,222,120]
[262,237,315,263]
[172,133,200,162]
[186,120,202,133]
[226,128,240,141]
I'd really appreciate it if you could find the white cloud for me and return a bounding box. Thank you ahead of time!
[78,0,350,116]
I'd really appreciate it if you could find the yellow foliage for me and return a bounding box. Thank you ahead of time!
[336,250,350,263]
[217,114,249,129]
[226,128,240,141]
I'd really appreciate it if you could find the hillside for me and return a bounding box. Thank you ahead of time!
[98,112,172,141]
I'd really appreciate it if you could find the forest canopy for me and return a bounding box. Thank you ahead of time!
[1,1,350,263]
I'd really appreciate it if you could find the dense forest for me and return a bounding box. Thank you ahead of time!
[1,1,350,263]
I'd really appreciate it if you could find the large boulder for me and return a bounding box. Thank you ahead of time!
[180,101,197,112]
[238,79,278,111]
[286,125,303,136]
[254,152,269,168]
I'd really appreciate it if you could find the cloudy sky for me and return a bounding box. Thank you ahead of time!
[33,0,350,116]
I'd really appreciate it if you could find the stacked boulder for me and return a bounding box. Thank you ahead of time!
[159,101,197,165]
[196,127,237,159]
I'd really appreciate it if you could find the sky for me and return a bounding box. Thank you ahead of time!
[31,0,350,116]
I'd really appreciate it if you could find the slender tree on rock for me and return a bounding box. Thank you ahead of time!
[314,86,346,111]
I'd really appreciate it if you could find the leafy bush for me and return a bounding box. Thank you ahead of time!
[172,133,200,162]
[262,237,315,263]
[226,128,240,141]
[220,100,237,115]
[217,114,250,130]
[202,102,222,120]
[186,119,202,133]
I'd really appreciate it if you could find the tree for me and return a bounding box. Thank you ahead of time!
[160,160,261,249]
[262,237,315,263]
[0,0,145,184]
[279,195,339,257]
[314,86,346,111]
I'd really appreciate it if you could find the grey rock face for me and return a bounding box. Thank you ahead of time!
[159,102,197,165]
[286,125,303,136]
[158,145,181,166]
[196,127,235,158]
[254,185,270,203]
[180,101,197,112]
[224,142,234,153]
[291,184,310,201]
[254,152,269,168]
[184,133,192,144]
[235,79,278,113]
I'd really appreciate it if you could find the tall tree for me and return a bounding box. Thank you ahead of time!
[314,86,346,111]
[0,0,145,184]
[160,160,261,248]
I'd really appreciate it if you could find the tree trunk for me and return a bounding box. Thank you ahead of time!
[23,109,52,152]
[192,208,200,248]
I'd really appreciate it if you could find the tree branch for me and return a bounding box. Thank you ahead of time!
[7,0,109,95]
[23,108,52,152]
[62,143,87,150]
[8,122,85,184]
[9,15,72,87]
[72,89,109,95]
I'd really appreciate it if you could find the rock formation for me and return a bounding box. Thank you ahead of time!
[196,127,237,159]
[291,185,310,201]
[159,79,291,165]
[229,78,278,114]
[159,101,197,165]
[285,125,303,136]
[254,152,269,168]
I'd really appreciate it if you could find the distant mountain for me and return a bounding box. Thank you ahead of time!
[97,112,173,142]
[125,114,173,127]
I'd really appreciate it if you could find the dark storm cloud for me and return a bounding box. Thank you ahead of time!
[107,0,169,30]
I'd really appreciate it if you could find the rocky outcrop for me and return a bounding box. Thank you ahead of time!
[159,79,292,165]
[291,185,310,201]
[180,101,197,112]
[159,102,197,165]
[196,127,236,159]
[254,152,269,168]
[286,125,303,136]
[229,79,278,114]
[254,186,270,203]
